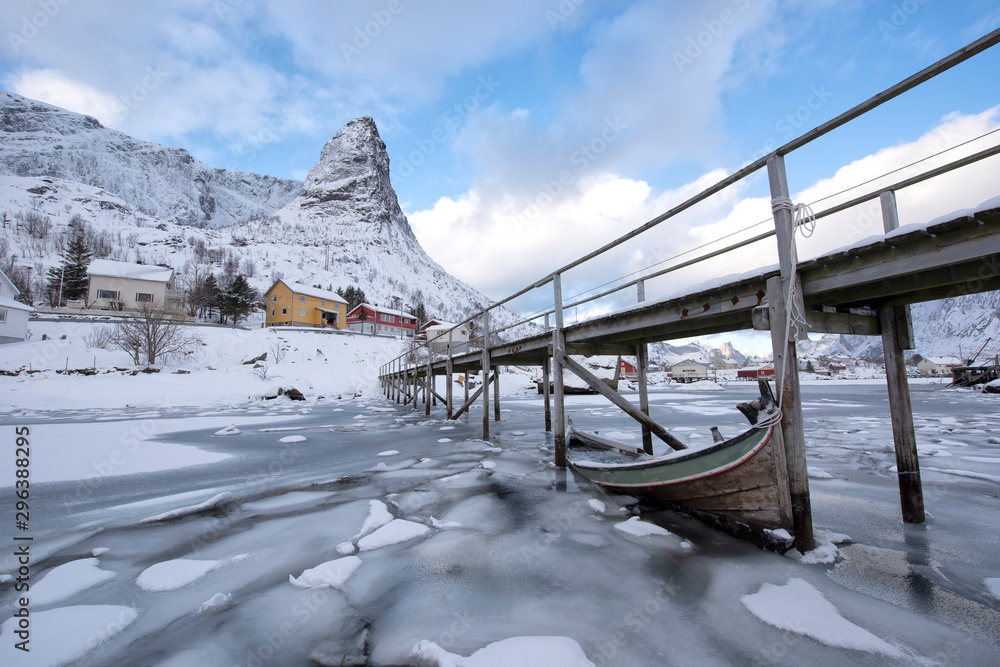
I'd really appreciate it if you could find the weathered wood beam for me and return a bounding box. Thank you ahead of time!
[560,354,687,451]
[451,373,494,420]
[753,306,881,336]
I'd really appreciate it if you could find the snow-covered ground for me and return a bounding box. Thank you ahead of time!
[2,325,1000,666]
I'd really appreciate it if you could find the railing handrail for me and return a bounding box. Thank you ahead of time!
[381,28,1000,372]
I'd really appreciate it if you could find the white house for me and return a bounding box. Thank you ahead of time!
[670,359,710,382]
[916,356,962,376]
[421,321,470,354]
[86,259,181,311]
[0,269,34,344]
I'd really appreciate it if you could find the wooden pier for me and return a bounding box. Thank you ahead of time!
[380,29,1000,552]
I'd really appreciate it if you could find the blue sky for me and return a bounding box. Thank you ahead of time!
[2,1,1000,352]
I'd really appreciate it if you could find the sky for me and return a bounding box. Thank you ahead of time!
[2,0,1000,353]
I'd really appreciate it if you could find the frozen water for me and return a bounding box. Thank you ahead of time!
[278,434,307,443]
[742,578,904,657]
[2,384,999,665]
[214,424,241,435]
[140,492,234,523]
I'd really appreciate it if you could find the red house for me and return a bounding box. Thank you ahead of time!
[737,365,775,379]
[618,358,638,379]
[346,303,417,337]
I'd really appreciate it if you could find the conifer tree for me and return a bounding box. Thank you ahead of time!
[45,234,92,305]
[220,274,258,326]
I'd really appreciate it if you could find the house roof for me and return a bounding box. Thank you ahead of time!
[0,268,20,298]
[348,303,416,318]
[671,358,708,367]
[424,322,462,331]
[87,259,174,282]
[275,280,348,304]
[0,294,34,312]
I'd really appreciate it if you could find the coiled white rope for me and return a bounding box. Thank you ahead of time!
[761,195,818,424]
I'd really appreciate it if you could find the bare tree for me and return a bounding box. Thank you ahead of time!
[108,301,194,366]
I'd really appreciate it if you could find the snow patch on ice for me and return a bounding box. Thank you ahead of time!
[614,516,671,537]
[32,558,116,606]
[214,424,241,436]
[985,578,1000,599]
[587,499,606,514]
[808,467,833,479]
[787,529,852,565]
[378,449,401,456]
[278,435,307,443]
[0,605,137,665]
[410,635,595,667]
[357,519,430,551]
[354,500,394,539]
[741,578,903,657]
[438,438,454,443]
[140,492,234,523]
[198,592,233,613]
[480,461,496,470]
[289,556,362,589]
[136,558,221,592]
[336,542,357,555]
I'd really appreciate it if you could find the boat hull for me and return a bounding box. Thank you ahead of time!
[568,424,793,543]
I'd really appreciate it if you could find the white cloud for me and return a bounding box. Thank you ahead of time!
[9,69,125,127]
[410,107,1000,312]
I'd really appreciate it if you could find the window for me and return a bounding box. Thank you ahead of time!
[298,307,306,317]
[299,295,306,303]
[0,309,6,323]
[270,309,275,317]
[136,293,153,303]
[380,312,394,323]
[97,289,119,300]
[281,308,287,315]
[272,295,277,303]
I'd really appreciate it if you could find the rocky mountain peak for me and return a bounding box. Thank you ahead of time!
[288,116,417,247]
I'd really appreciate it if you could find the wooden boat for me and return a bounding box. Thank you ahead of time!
[567,380,793,548]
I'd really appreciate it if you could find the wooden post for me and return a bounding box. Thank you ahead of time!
[446,330,454,419]
[767,153,815,553]
[879,190,924,523]
[493,366,501,422]
[425,350,432,416]
[552,274,567,467]
[636,279,652,454]
[543,314,552,432]
[464,363,470,407]
[412,360,418,411]
[482,309,491,441]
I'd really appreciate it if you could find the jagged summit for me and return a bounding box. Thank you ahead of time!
[275,115,420,247]
[0,89,301,227]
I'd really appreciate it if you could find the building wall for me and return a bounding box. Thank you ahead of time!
[89,275,168,310]
[265,283,347,329]
[0,305,30,342]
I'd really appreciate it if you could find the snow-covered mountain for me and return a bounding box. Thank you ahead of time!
[0,93,517,332]
[0,90,300,228]
[824,293,1000,362]
[648,339,748,367]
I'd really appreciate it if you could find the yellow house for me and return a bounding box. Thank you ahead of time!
[264,280,348,329]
